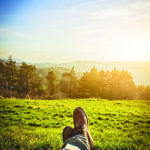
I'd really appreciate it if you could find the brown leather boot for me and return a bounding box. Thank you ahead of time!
[63,126,74,143]
[73,107,94,150]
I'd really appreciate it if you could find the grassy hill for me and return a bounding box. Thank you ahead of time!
[0,98,149,149]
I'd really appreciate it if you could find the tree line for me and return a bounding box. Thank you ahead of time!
[0,57,150,100]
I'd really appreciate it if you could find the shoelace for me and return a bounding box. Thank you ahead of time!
[74,125,86,136]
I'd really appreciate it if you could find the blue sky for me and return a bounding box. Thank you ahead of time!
[0,0,150,62]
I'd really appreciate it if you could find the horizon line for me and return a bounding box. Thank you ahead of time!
[0,57,150,64]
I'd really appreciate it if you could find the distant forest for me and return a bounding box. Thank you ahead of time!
[0,57,150,100]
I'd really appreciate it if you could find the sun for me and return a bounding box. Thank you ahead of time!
[110,37,150,61]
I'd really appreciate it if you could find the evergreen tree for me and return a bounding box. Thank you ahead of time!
[88,66,99,97]
[78,72,90,98]
[0,60,6,83]
[60,72,70,97]
[98,69,105,98]
[119,70,136,99]
[103,70,112,99]
[46,71,57,96]
[5,56,18,90]
[18,62,40,96]
[60,66,78,98]
[69,66,78,98]
[111,67,120,99]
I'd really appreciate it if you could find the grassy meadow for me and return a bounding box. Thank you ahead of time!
[0,98,150,150]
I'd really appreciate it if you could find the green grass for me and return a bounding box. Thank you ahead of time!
[0,98,150,150]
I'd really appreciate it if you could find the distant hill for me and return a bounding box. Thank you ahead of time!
[1,58,150,85]
[37,67,83,80]
[34,60,150,86]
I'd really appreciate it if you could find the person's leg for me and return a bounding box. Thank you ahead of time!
[61,134,89,150]
[61,107,94,150]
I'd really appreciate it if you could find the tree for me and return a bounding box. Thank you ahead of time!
[0,60,7,83]
[18,62,41,96]
[137,85,150,100]
[88,66,99,97]
[46,71,57,96]
[102,70,112,99]
[98,69,105,98]
[78,72,90,98]
[119,70,136,99]
[69,67,78,98]
[5,56,18,90]
[60,66,78,98]
[0,60,8,93]
[78,66,100,98]
[144,86,150,100]
[111,67,120,99]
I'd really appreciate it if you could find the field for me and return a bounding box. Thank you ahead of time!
[0,98,150,150]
